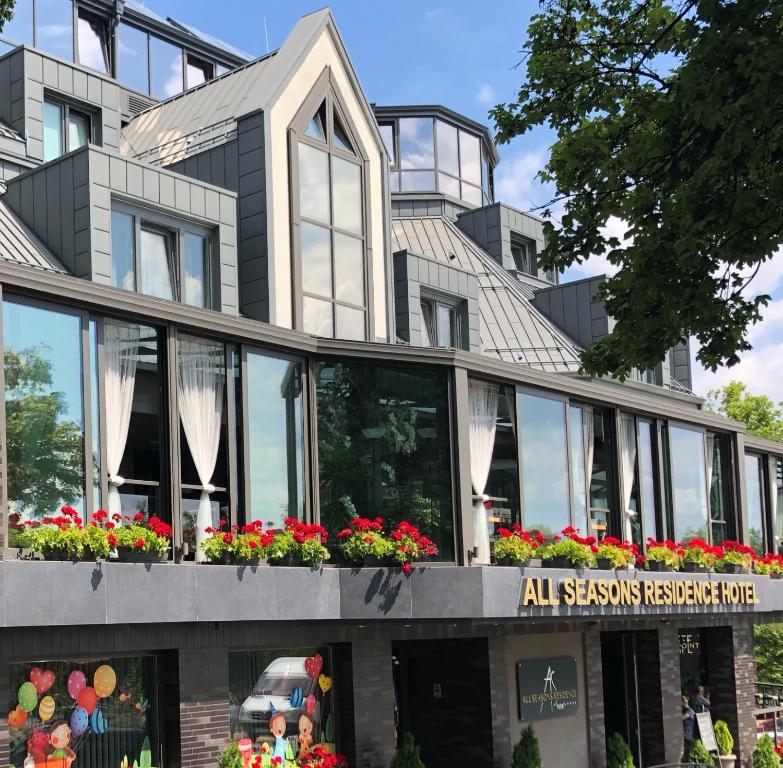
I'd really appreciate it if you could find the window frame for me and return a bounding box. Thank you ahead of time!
[74,5,111,74]
[111,200,215,309]
[42,93,95,160]
[510,234,536,274]
[419,291,465,349]
[289,69,373,341]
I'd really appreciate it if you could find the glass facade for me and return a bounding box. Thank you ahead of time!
[9,656,159,768]
[315,361,454,560]
[637,420,658,543]
[774,458,783,554]
[745,453,765,553]
[668,425,709,541]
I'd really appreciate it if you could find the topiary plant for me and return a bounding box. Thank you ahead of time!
[752,734,780,768]
[714,720,734,756]
[683,738,713,765]
[606,733,635,768]
[512,725,541,768]
[390,732,425,768]
[217,741,244,768]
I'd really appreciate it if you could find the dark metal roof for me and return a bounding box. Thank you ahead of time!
[0,199,68,273]
[392,215,582,372]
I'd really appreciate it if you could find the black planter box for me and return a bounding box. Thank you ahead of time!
[646,560,673,572]
[115,547,168,563]
[720,563,749,574]
[544,555,574,569]
[495,556,530,568]
[680,561,707,573]
[269,554,304,567]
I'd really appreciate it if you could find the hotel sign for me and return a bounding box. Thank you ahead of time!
[520,576,760,608]
[517,656,579,721]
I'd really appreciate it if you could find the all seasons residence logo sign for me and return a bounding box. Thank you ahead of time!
[520,576,760,608]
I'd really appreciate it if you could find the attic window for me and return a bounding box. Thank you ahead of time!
[305,102,327,142]
[333,113,354,153]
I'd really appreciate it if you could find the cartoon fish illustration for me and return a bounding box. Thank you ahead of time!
[135,698,149,714]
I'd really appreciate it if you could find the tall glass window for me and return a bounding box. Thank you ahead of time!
[745,453,765,553]
[637,419,658,542]
[4,300,85,518]
[517,392,570,535]
[43,99,90,162]
[36,0,72,61]
[76,9,110,73]
[668,425,709,541]
[569,405,589,534]
[708,433,733,544]
[399,117,434,169]
[587,407,615,537]
[150,35,184,99]
[139,228,175,300]
[183,232,209,307]
[773,458,783,555]
[1,0,33,45]
[315,361,454,560]
[117,22,150,94]
[245,351,305,527]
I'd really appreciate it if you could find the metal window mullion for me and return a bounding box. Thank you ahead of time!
[0,285,7,549]
[96,317,109,508]
[306,358,320,526]
[240,346,251,524]
[226,343,239,528]
[166,326,183,557]
[133,214,141,292]
[146,30,152,96]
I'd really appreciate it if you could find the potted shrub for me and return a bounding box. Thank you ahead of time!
[684,738,713,765]
[679,538,718,573]
[201,520,272,565]
[337,517,395,566]
[512,725,541,768]
[755,553,783,579]
[24,506,110,561]
[594,537,636,570]
[267,518,330,568]
[493,525,538,566]
[540,527,595,570]
[752,734,779,768]
[606,732,635,768]
[390,732,425,768]
[389,521,438,574]
[714,719,736,768]
[644,539,681,572]
[715,541,756,574]
[113,512,172,562]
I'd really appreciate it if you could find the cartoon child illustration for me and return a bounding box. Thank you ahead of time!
[49,723,72,759]
[297,714,314,760]
[269,712,288,761]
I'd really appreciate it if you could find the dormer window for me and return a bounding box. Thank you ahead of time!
[43,97,92,162]
[291,81,368,341]
[511,236,536,274]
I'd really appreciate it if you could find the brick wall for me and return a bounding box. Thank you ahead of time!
[487,634,512,768]
[179,647,231,768]
[657,624,684,763]
[584,629,606,768]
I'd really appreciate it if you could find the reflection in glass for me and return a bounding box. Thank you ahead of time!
[334,232,364,305]
[708,434,730,544]
[436,120,459,175]
[186,57,211,89]
[316,361,454,560]
[117,22,149,94]
[637,420,658,542]
[4,301,85,518]
[183,232,208,307]
[437,173,460,199]
[588,408,614,535]
[775,459,783,554]
[2,0,32,44]
[619,413,641,547]
[89,320,101,509]
[379,123,395,165]
[745,453,765,552]
[43,100,63,162]
[332,157,362,234]
[399,170,436,192]
[150,35,183,99]
[77,11,109,73]
[68,110,89,152]
[111,210,136,290]
[436,303,456,347]
[669,425,709,541]
[517,392,570,535]
[36,0,73,60]
[461,182,483,207]
[333,114,353,153]
[298,143,330,224]
[305,102,327,142]
[399,117,434,169]
[421,300,434,346]
[139,228,175,300]
[459,131,481,185]
[246,353,305,527]
[569,405,588,534]
[335,305,365,340]
[303,296,333,337]
[301,222,332,298]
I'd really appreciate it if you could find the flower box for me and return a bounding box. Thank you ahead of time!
[115,547,168,564]
[595,557,628,571]
[269,554,304,568]
[680,561,707,573]
[492,525,539,567]
[210,553,265,567]
[362,554,395,568]
[495,555,530,568]
[543,555,572,569]
[720,563,749,574]
[646,560,673,572]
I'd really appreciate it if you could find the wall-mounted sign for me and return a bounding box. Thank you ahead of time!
[516,656,578,722]
[519,576,760,608]
[696,711,718,753]
[679,632,702,655]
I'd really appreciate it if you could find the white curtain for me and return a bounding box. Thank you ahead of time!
[619,413,637,542]
[104,321,141,520]
[178,337,225,562]
[468,380,498,564]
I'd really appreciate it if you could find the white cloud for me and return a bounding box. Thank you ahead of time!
[493,149,550,213]
[562,216,630,281]
[476,83,496,105]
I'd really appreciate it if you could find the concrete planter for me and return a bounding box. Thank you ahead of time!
[718,755,736,768]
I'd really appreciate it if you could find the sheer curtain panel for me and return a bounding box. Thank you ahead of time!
[468,380,498,564]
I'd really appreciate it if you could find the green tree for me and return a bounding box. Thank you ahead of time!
[4,348,84,516]
[707,381,783,441]
[390,732,425,768]
[0,0,16,33]
[491,0,783,379]
[683,738,712,765]
[752,734,779,768]
[754,624,783,685]
[606,733,635,768]
[512,725,542,768]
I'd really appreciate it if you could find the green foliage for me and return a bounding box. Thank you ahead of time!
[707,382,783,441]
[5,349,84,516]
[512,725,541,768]
[606,733,635,768]
[752,734,779,768]
[339,528,395,563]
[390,732,425,768]
[324,713,334,743]
[683,738,713,765]
[217,741,245,768]
[139,736,152,768]
[490,0,783,379]
[754,624,783,685]
[493,533,537,564]
[0,2,17,45]
[114,523,169,554]
[541,537,595,568]
[713,720,734,756]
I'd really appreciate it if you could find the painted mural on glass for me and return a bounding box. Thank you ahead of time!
[8,657,157,768]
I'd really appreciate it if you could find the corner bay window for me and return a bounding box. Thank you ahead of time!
[315,360,454,561]
[43,98,91,162]
[295,94,367,340]
[111,205,213,308]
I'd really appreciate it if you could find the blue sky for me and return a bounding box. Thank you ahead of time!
[155,0,783,401]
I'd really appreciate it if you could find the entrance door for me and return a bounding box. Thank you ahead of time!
[601,631,665,768]
[393,639,494,768]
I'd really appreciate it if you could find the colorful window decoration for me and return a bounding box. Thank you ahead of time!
[8,656,158,768]
[228,647,338,766]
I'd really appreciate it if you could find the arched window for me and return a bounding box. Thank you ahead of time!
[290,73,370,340]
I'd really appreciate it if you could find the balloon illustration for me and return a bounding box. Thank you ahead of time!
[67,670,87,700]
[18,682,37,713]
[29,667,55,694]
[289,687,303,709]
[77,686,98,714]
[93,665,116,698]
[318,674,332,694]
[304,654,323,678]
[38,695,55,722]
[304,694,316,716]
[70,705,89,738]
[8,705,27,728]
[91,707,107,735]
